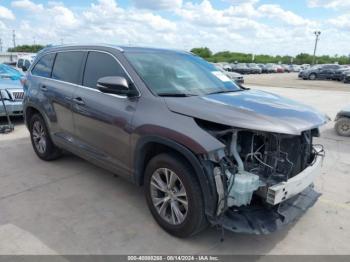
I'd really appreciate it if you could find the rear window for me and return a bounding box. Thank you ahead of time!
[31,53,56,78]
[52,51,86,84]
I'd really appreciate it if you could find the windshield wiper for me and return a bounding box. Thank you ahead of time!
[207,89,244,95]
[158,93,196,97]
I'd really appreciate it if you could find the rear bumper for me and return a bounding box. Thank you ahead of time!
[0,100,23,116]
[217,185,320,235]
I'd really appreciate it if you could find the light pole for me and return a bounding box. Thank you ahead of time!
[312,31,321,65]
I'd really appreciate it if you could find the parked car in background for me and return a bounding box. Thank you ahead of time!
[231,63,251,74]
[257,64,268,73]
[282,64,291,73]
[301,64,311,70]
[334,106,350,136]
[265,63,278,73]
[247,63,262,74]
[276,65,285,73]
[299,64,341,80]
[0,64,24,80]
[0,78,24,117]
[17,55,36,72]
[23,44,328,237]
[214,65,244,84]
[331,66,350,81]
[290,65,302,72]
[344,72,350,83]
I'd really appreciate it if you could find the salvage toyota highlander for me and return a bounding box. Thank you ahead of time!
[23,45,328,237]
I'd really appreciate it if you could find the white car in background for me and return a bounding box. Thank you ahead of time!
[214,63,244,84]
[16,55,36,72]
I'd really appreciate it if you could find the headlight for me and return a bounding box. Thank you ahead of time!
[0,89,10,100]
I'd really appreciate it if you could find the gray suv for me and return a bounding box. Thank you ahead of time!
[23,45,328,237]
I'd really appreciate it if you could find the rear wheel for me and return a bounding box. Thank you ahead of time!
[335,117,350,137]
[144,153,208,237]
[29,114,62,160]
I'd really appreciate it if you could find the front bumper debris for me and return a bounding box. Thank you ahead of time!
[266,154,323,205]
[216,185,320,235]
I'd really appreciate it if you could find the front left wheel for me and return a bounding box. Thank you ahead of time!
[29,114,62,161]
[144,153,208,238]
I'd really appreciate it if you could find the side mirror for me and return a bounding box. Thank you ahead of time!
[97,76,137,96]
[22,65,28,72]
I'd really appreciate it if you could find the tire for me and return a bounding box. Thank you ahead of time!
[335,117,350,137]
[309,73,317,80]
[29,114,62,161]
[144,153,208,238]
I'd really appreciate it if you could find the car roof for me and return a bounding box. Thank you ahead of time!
[38,44,190,55]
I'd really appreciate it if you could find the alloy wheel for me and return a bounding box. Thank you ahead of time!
[32,120,47,154]
[150,168,188,225]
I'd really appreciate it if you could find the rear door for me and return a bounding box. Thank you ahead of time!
[31,51,87,144]
[72,51,138,176]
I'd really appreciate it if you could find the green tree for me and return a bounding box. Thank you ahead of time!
[190,47,349,65]
[190,47,213,59]
[8,44,45,53]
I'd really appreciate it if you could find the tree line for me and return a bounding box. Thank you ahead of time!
[190,47,350,65]
[7,44,45,53]
[6,45,350,65]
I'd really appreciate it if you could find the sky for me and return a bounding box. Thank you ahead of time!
[0,0,350,56]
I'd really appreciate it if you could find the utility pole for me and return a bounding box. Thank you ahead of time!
[33,37,36,45]
[312,31,321,65]
[12,30,16,48]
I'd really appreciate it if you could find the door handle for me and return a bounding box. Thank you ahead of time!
[73,97,85,106]
[40,85,48,91]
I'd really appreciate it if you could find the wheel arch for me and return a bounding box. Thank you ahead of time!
[134,136,218,218]
[24,105,43,128]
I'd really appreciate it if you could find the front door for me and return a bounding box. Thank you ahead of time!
[72,51,138,177]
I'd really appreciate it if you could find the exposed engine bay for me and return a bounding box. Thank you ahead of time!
[198,119,325,233]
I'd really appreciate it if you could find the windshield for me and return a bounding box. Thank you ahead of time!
[125,51,241,96]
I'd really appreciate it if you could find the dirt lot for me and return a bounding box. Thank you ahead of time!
[245,73,350,92]
[0,80,350,255]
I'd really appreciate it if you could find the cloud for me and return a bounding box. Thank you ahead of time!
[1,0,349,56]
[308,0,350,9]
[328,14,350,30]
[131,0,182,10]
[258,4,315,26]
[0,5,15,20]
[11,0,44,12]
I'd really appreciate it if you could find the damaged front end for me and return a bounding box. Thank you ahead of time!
[199,121,325,234]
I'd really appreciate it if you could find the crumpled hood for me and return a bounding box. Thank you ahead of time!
[164,89,329,135]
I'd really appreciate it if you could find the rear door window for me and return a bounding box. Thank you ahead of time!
[31,53,56,78]
[83,51,127,89]
[52,51,86,85]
